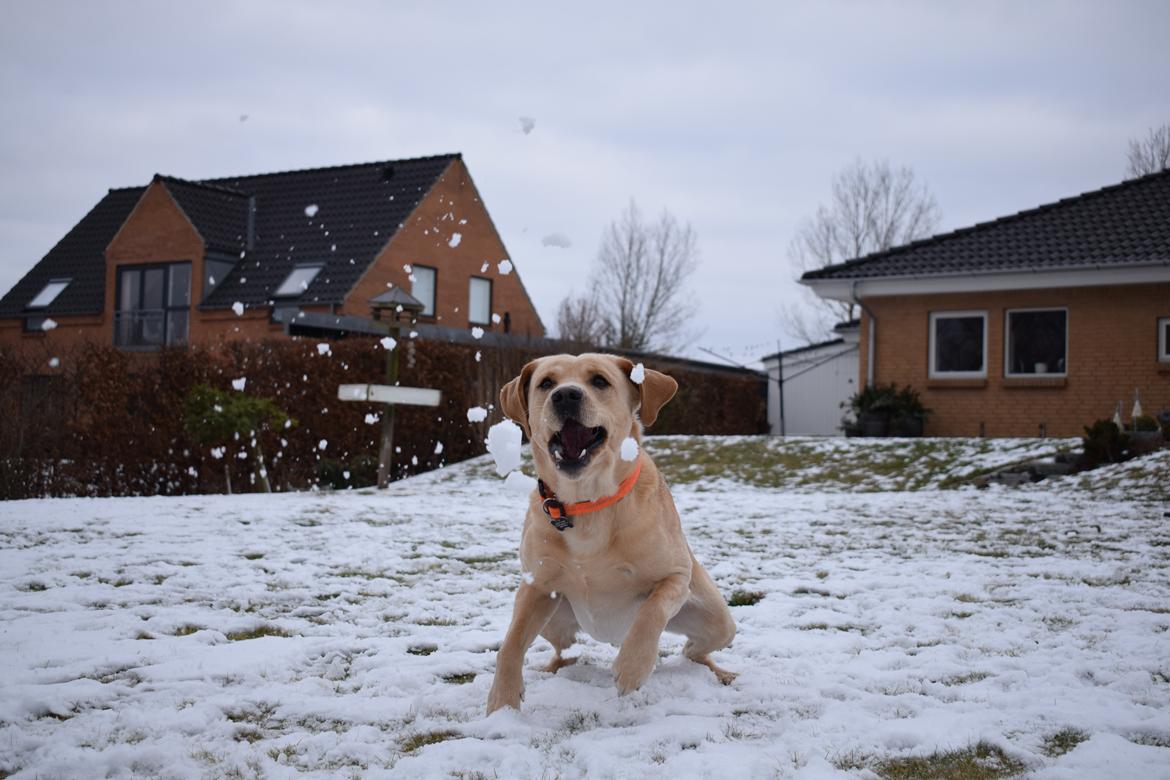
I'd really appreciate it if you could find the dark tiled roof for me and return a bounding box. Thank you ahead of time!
[0,154,458,317]
[157,175,251,254]
[802,168,1170,282]
[200,155,456,309]
[0,187,144,317]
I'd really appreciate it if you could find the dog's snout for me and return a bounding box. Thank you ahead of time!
[551,386,583,416]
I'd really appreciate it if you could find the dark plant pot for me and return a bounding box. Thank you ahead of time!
[890,415,925,438]
[1128,430,1165,456]
[858,411,889,437]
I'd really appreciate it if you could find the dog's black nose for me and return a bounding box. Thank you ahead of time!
[551,386,583,416]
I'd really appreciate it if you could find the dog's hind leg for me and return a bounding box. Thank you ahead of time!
[666,560,738,685]
[538,598,580,673]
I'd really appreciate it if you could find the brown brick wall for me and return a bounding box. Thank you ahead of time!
[342,158,545,337]
[860,282,1170,436]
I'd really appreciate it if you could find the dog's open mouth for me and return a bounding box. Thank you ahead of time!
[549,419,607,471]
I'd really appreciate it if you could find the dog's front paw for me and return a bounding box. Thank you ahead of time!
[613,642,658,695]
[486,675,524,715]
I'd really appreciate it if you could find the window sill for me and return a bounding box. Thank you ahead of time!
[1003,376,1068,388]
[927,378,987,389]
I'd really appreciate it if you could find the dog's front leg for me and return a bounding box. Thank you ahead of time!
[613,573,689,695]
[487,583,561,714]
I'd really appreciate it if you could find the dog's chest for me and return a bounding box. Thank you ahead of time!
[560,561,647,646]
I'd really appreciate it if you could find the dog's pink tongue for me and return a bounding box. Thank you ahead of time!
[560,420,591,459]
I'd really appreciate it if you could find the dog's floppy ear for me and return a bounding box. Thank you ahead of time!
[499,359,540,436]
[613,357,678,429]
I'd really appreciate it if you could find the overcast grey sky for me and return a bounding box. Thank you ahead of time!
[2,1,1167,362]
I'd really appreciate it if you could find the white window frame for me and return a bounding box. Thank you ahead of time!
[27,278,71,309]
[412,265,436,317]
[274,264,324,298]
[1158,317,1170,362]
[468,276,491,325]
[1004,307,1068,378]
[928,310,987,379]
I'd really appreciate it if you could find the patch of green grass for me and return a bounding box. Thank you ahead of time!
[454,552,513,565]
[728,590,765,607]
[407,645,436,656]
[442,672,476,684]
[135,630,155,640]
[400,729,460,753]
[20,581,48,592]
[1042,728,1089,757]
[1127,732,1170,748]
[937,672,991,686]
[242,552,265,560]
[873,742,1027,779]
[173,624,203,636]
[225,625,292,641]
[562,710,600,734]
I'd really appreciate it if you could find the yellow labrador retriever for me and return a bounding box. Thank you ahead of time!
[486,353,736,714]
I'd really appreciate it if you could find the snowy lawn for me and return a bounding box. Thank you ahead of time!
[1,437,1168,779]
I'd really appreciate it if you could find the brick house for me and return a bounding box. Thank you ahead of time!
[801,169,1170,437]
[0,153,544,353]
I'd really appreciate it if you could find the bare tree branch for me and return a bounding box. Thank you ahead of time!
[555,200,700,353]
[785,159,940,343]
[1126,123,1170,178]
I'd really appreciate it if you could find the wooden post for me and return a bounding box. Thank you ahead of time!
[377,322,401,489]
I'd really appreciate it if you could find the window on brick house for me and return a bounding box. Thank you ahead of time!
[274,263,323,297]
[1005,308,1067,376]
[929,311,986,378]
[412,265,436,317]
[468,277,491,325]
[1159,317,1170,362]
[27,278,71,309]
[114,263,190,348]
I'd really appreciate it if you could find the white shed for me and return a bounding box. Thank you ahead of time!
[761,323,860,436]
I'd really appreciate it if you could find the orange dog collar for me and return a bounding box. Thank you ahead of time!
[538,460,643,532]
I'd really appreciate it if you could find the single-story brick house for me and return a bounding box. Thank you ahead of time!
[800,168,1170,437]
[0,153,544,353]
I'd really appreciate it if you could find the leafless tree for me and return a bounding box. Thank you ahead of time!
[555,291,607,347]
[782,159,941,344]
[556,201,700,353]
[1126,123,1170,178]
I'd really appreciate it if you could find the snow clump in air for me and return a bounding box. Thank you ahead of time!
[434,441,444,455]
[541,233,572,248]
[498,260,513,275]
[486,419,523,477]
[41,319,57,331]
[317,439,328,451]
[448,233,462,248]
[379,336,397,351]
[505,470,538,495]
[620,437,639,462]
[231,377,246,391]
[48,357,60,368]
[232,302,244,316]
[630,363,645,384]
[364,413,379,425]
[518,116,535,135]
[466,406,488,423]
[471,327,484,339]
[304,204,319,218]
[317,343,331,356]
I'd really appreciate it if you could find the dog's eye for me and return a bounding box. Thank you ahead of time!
[537,377,555,391]
[590,375,610,389]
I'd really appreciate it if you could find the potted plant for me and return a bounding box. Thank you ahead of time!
[843,384,899,437]
[889,385,932,437]
[1129,414,1165,456]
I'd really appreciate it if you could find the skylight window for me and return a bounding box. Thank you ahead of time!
[274,264,323,297]
[28,279,70,309]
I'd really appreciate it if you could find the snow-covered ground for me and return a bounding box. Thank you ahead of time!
[1,438,1168,779]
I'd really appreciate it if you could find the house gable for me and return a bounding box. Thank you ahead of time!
[342,157,545,337]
